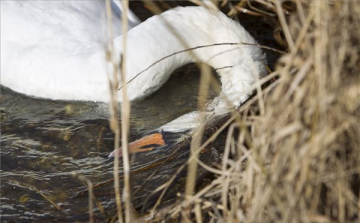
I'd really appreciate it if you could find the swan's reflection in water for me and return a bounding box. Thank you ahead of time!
[0,65,222,221]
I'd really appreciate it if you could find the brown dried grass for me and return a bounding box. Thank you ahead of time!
[137,0,360,222]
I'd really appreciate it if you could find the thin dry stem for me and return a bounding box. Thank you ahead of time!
[119,1,133,223]
[78,176,94,223]
[274,0,294,49]
[185,63,211,198]
[105,1,123,222]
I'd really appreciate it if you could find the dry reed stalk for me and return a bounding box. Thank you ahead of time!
[274,0,294,49]
[119,1,133,223]
[185,63,212,220]
[78,176,94,223]
[105,0,123,222]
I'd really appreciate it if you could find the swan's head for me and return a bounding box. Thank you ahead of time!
[208,55,268,112]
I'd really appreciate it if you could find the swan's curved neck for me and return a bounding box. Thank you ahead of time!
[110,7,266,104]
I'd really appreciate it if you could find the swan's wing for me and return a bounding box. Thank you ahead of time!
[1,1,139,52]
[1,1,140,101]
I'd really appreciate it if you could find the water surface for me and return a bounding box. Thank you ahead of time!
[1,66,221,222]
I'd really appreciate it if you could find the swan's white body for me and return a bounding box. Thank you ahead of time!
[1,2,267,132]
[1,0,139,100]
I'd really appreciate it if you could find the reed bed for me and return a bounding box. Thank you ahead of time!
[110,1,360,222]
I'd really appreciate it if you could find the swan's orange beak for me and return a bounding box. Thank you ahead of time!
[108,132,166,158]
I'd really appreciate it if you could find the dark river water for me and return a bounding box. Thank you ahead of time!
[0,66,223,222]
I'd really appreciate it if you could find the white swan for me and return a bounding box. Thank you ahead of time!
[1,2,267,155]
